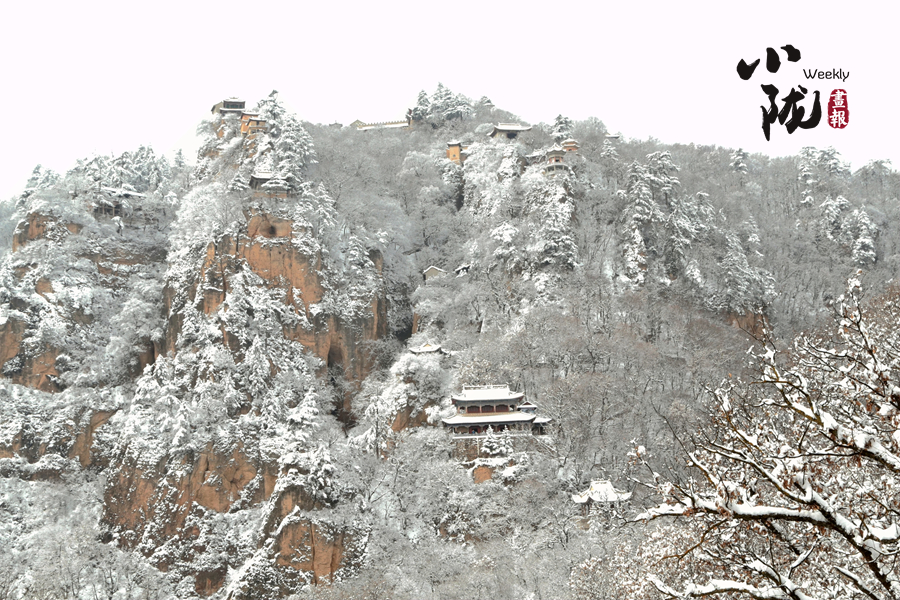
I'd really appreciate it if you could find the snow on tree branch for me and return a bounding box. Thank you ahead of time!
[631,279,900,600]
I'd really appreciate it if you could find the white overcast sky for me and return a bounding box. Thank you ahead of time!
[1,1,896,200]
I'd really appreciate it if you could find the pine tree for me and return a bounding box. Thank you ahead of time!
[645,151,680,205]
[798,146,820,202]
[271,114,314,193]
[552,114,574,141]
[430,83,453,121]
[622,162,662,227]
[599,139,618,163]
[25,165,59,190]
[730,148,749,187]
[818,195,851,243]
[173,149,187,170]
[849,207,877,265]
[718,231,773,312]
[481,426,510,456]
[287,389,320,447]
[256,90,286,137]
[108,151,139,192]
[243,336,271,399]
[301,444,335,506]
[228,172,250,193]
[449,92,473,120]
[411,90,431,122]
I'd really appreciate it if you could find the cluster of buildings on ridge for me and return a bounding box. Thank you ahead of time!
[211,98,268,139]
[447,128,581,178]
[210,95,590,191]
[211,97,285,197]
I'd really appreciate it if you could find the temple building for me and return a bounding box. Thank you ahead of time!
[446,141,469,164]
[240,112,267,137]
[423,265,447,281]
[547,144,565,164]
[487,123,532,139]
[572,480,632,515]
[442,385,550,437]
[543,144,570,177]
[91,187,145,219]
[211,97,246,114]
[249,171,273,189]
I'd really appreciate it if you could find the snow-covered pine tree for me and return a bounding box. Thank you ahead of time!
[552,114,574,141]
[271,114,314,193]
[729,147,749,187]
[481,426,512,457]
[411,90,431,122]
[849,207,877,265]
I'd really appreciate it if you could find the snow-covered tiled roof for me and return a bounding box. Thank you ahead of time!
[442,412,536,425]
[487,123,532,138]
[411,343,442,354]
[572,480,632,504]
[101,186,145,198]
[357,120,410,130]
[451,385,524,402]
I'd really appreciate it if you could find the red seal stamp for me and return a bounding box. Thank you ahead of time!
[827,89,849,129]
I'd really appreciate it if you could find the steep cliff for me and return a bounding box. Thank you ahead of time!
[178,211,387,411]
[0,175,388,597]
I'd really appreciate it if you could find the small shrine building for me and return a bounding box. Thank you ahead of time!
[423,265,447,281]
[446,141,470,165]
[572,480,632,516]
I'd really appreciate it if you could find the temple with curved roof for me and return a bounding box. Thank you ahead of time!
[442,385,550,438]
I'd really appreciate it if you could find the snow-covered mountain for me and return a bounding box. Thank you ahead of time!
[1,86,899,599]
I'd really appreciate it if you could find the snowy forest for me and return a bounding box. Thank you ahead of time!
[2,85,900,599]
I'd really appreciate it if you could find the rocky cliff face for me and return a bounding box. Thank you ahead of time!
[1,210,166,392]
[0,202,387,597]
[1,213,79,392]
[100,444,365,597]
[2,206,387,391]
[175,212,387,412]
